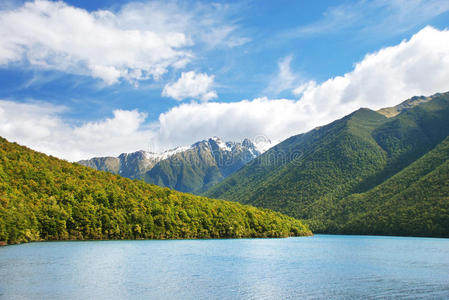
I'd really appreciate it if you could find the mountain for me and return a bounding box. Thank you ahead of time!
[79,137,262,194]
[78,147,188,179]
[205,92,449,237]
[377,95,433,118]
[145,137,261,194]
[331,136,449,237]
[0,136,311,245]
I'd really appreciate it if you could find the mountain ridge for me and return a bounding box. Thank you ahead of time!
[79,137,265,194]
[0,136,311,245]
[205,91,449,237]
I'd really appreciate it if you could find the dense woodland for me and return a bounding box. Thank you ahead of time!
[2,92,448,244]
[206,92,449,237]
[330,137,449,236]
[0,137,311,245]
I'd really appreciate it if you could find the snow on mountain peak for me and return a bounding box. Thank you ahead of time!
[159,146,190,159]
[214,138,233,152]
[143,146,190,161]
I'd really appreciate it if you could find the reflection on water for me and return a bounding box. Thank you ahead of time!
[1,235,449,299]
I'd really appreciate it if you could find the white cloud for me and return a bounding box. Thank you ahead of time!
[283,0,449,39]
[116,1,249,49]
[0,0,247,85]
[155,98,301,149]
[162,71,217,101]
[199,24,250,49]
[2,26,449,161]
[0,0,190,84]
[295,26,449,110]
[0,100,154,161]
[155,26,449,148]
[265,55,301,96]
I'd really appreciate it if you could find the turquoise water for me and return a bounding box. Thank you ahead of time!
[1,235,449,299]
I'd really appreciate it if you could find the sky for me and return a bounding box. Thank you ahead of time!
[1,0,449,161]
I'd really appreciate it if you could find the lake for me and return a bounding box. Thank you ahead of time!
[1,234,449,299]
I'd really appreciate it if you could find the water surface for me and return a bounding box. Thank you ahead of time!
[1,235,449,299]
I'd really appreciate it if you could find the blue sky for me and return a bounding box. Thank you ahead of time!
[1,0,449,160]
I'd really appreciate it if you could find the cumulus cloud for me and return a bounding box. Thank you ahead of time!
[2,26,449,160]
[155,98,300,148]
[0,100,153,161]
[155,26,449,147]
[162,71,217,101]
[0,0,190,84]
[0,0,247,85]
[294,26,449,111]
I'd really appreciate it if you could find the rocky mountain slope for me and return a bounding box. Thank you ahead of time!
[79,137,263,194]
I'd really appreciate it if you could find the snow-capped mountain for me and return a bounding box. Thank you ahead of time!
[78,137,263,194]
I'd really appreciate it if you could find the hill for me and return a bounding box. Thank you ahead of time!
[205,92,449,237]
[0,137,311,245]
[79,137,262,194]
[331,136,449,237]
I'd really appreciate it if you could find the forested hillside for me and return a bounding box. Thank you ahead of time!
[0,137,311,245]
[329,136,449,237]
[205,92,449,237]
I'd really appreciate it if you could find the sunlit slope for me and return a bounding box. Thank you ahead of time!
[0,137,311,245]
[206,92,449,236]
[206,108,391,220]
[332,136,449,237]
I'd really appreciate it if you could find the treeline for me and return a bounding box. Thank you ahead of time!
[0,137,311,245]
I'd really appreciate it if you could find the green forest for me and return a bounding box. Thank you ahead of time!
[329,136,449,236]
[0,137,311,245]
[206,92,449,237]
[2,92,448,244]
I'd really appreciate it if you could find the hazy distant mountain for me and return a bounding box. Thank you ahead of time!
[205,92,449,237]
[78,137,265,194]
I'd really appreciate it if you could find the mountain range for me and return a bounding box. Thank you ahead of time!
[0,136,310,245]
[5,91,448,240]
[79,137,264,194]
[205,92,449,237]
